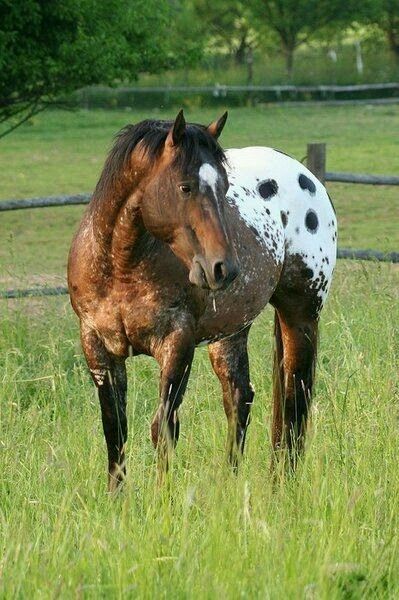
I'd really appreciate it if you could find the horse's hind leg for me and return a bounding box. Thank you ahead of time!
[80,325,128,493]
[208,327,254,469]
[271,308,318,467]
[270,307,318,469]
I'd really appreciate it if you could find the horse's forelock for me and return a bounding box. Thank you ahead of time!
[115,119,226,169]
[95,119,226,198]
[176,124,226,170]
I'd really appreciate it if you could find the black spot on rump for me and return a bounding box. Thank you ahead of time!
[305,209,319,233]
[301,267,314,279]
[258,179,278,200]
[298,173,316,194]
[280,211,288,227]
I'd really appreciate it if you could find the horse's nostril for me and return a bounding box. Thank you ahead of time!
[213,261,226,283]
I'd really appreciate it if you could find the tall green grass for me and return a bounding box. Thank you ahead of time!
[1,261,398,597]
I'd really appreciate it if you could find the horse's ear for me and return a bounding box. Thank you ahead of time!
[165,109,186,148]
[207,111,228,139]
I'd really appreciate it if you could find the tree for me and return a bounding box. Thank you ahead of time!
[192,0,258,66]
[373,0,399,62]
[0,0,201,138]
[248,0,366,78]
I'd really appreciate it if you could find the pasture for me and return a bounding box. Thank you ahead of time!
[1,105,398,597]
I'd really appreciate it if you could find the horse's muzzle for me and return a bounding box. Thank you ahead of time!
[189,255,239,291]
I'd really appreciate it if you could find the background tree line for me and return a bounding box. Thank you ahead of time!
[1,0,398,137]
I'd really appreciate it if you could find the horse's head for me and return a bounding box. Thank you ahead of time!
[140,110,239,291]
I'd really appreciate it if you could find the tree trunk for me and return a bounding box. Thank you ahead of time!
[283,44,295,80]
[234,32,248,65]
[246,47,254,86]
[386,25,399,63]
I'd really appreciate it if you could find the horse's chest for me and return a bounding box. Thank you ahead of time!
[195,203,284,344]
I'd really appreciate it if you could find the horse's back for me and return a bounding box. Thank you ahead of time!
[225,146,337,319]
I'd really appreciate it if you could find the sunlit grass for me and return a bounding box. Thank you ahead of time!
[0,261,398,597]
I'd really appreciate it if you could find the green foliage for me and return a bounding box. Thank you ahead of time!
[192,0,258,63]
[369,0,399,59]
[0,0,202,137]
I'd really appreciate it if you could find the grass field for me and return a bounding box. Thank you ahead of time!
[1,261,398,598]
[0,105,398,597]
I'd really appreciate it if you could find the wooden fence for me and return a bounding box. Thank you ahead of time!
[1,143,398,298]
[77,82,399,108]
[83,82,399,95]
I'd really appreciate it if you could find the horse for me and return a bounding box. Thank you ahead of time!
[68,110,337,492]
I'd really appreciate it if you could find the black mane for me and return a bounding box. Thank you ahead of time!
[95,118,226,198]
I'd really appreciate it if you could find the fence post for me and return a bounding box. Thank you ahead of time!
[307,143,326,183]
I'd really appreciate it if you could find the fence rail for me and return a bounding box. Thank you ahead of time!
[1,173,398,214]
[1,286,68,299]
[1,245,398,300]
[325,172,399,185]
[0,193,91,212]
[76,82,399,110]
[1,141,397,299]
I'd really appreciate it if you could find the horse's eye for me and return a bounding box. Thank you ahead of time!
[179,184,191,195]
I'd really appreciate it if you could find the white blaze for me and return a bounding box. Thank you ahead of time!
[199,163,219,196]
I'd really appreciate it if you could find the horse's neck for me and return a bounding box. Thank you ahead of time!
[88,175,147,273]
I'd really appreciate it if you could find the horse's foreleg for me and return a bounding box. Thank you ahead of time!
[271,310,318,470]
[151,329,194,476]
[208,327,254,470]
[80,325,128,493]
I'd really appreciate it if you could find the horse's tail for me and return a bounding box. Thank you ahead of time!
[271,310,284,453]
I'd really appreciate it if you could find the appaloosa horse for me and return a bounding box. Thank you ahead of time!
[68,110,337,491]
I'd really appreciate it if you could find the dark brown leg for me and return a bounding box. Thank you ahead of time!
[151,329,194,477]
[80,325,128,492]
[271,310,318,469]
[208,327,254,470]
